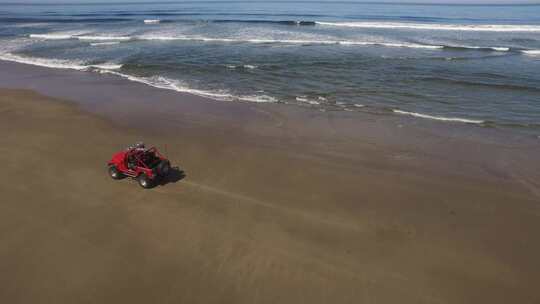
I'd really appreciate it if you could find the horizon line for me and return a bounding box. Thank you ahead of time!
[0,0,540,6]
[1,1,540,7]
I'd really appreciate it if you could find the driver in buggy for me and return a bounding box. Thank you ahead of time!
[127,141,145,151]
[127,142,146,169]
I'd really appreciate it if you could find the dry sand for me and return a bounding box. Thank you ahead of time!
[1,88,540,304]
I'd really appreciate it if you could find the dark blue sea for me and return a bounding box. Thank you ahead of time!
[1,1,540,130]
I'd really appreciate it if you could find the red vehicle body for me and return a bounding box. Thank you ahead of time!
[107,146,171,188]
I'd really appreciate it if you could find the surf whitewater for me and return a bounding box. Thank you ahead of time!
[28,33,522,52]
[1,1,540,132]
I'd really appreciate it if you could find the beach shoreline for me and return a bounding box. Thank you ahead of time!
[1,61,540,303]
[1,60,539,180]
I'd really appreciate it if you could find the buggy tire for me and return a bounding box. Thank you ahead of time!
[157,160,171,176]
[138,174,153,189]
[108,165,123,180]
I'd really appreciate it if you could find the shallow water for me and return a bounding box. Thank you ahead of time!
[1,1,540,132]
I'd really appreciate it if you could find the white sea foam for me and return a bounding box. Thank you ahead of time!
[238,95,278,103]
[340,40,443,49]
[0,52,88,70]
[296,96,320,105]
[317,22,540,32]
[144,19,161,24]
[138,35,442,49]
[0,51,274,104]
[101,72,229,99]
[225,64,259,70]
[0,52,122,71]
[89,63,123,70]
[393,109,484,124]
[30,33,130,41]
[30,33,74,40]
[90,41,121,46]
[138,35,177,41]
[29,32,516,51]
[100,71,277,103]
[522,50,540,56]
[446,45,510,52]
[77,35,131,41]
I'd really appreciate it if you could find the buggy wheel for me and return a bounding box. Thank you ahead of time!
[137,174,152,189]
[108,165,123,180]
[158,160,171,176]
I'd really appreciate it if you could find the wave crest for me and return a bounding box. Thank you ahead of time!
[0,52,276,104]
[135,35,444,49]
[29,34,73,40]
[523,50,540,56]
[0,52,122,71]
[393,110,484,124]
[317,22,540,32]
[28,33,519,53]
[100,71,277,103]
[90,41,121,46]
[30,33,130,41]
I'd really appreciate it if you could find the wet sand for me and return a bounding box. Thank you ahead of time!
[1,62,540,303]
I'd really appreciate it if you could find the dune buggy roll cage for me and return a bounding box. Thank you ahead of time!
[126,147,165,169]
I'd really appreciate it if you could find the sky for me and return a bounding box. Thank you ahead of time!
[1,0,538,4]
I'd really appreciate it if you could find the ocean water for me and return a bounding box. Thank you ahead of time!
[1,1,540,131]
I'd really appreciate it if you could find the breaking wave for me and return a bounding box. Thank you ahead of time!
[392,110,484,124]
[29,33,73,40]
[30,34,130,41]
[523,50,540,56]
[27,33,519,52]
[317,22,540,32]
[99,71,277,103]
[225,64,258,70]
[138,35,444,49]
[443,45,510,52]
[77,35,131,41]
[0,52,277,103]
[3,16,318,25]
[29,33,443,49]
[89,63,123,70]
[29,33,442,48]
[296,96,320,105]
[7,16,540,34]
[90,41,121,46]
[0,52,122,71]
[211,20,316,26]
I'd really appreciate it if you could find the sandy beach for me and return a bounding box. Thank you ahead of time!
[1,61,540,303]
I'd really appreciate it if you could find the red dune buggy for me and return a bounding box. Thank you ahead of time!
[107,143,171,189]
